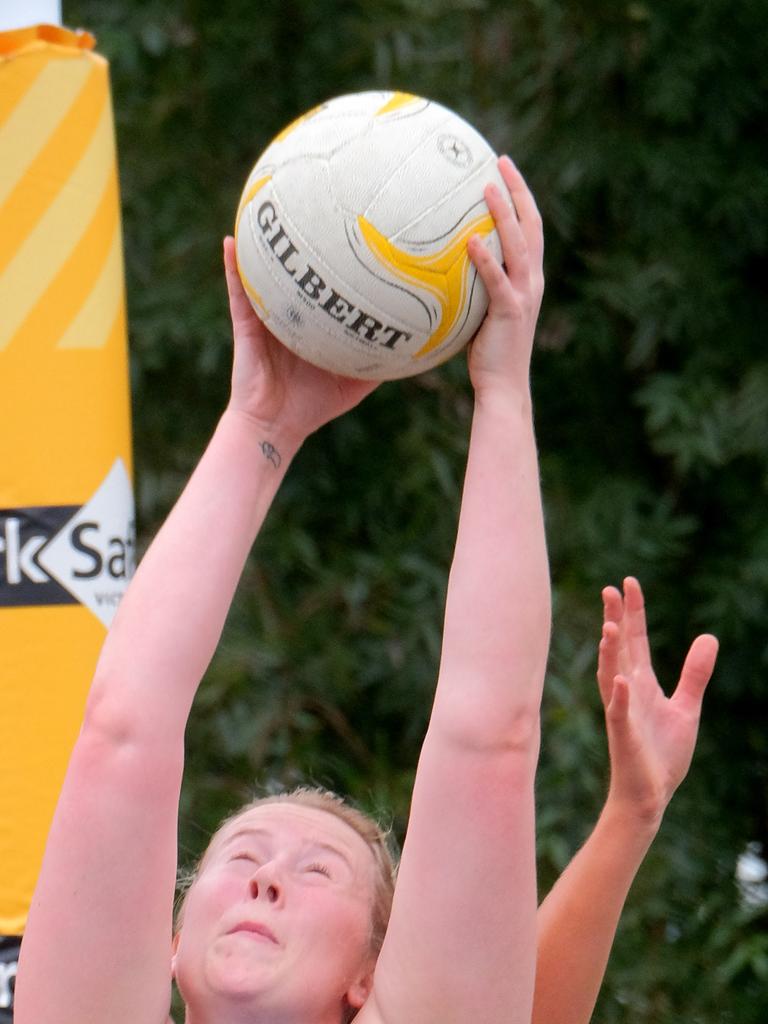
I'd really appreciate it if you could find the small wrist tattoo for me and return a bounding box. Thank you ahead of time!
[260,441,282,468]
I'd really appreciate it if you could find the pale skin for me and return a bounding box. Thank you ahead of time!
[14,157,550,1024]
[171,581,718,1024]
[13,154,717,1024]
[533,577,719,1024]
[173,803,382,1022]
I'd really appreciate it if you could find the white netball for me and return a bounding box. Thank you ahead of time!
[234,91,510,380]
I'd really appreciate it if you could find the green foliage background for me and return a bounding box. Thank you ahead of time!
[67,1,767,1020]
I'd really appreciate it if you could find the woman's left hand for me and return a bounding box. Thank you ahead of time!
[597,577,719,826]
[466,156,544,401]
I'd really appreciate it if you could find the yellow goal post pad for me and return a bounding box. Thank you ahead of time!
[0,23,133,935]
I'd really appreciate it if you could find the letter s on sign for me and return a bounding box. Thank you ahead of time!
[71,522,103,580]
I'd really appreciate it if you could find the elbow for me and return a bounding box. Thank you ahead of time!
[432,698,541,759]
[500,703,541,755]
[69,690,185,805]
[78,671,184,775]
[80,674,142,750]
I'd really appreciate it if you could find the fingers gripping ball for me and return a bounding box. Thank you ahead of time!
[234,91,513,380]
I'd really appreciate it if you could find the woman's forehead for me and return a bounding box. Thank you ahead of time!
[211,802,371,864]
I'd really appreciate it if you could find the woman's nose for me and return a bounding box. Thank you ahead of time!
[249,864,282,904]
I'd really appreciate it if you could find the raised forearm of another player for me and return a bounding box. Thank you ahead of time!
[532,578,718,1024]
[532,800,659,1024]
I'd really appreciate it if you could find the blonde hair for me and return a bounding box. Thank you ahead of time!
[176,787,398,959]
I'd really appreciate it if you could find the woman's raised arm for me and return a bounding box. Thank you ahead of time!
[532,578,718,1024]
[363,158,550,1024]
[14,239,376,1024]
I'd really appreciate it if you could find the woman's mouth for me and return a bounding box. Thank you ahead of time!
[228,920,278,944]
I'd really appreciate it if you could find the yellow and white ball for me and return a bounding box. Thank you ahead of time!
[235,91,509,380]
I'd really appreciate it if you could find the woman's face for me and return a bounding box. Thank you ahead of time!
[173,803,377,1022]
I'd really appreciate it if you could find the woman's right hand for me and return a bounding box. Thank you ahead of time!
[223,235,378,443]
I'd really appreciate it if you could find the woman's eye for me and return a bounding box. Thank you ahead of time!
[306,862,331,878]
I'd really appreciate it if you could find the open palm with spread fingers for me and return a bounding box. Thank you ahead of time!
[598,577,719,824]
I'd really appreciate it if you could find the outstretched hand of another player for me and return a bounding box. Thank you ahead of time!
[598,577,719,826]
[223,236,377,443]
[467,156,544,401]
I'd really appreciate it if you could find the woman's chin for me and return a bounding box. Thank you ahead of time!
[207,945,274,996]
[177,947,275,1010]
